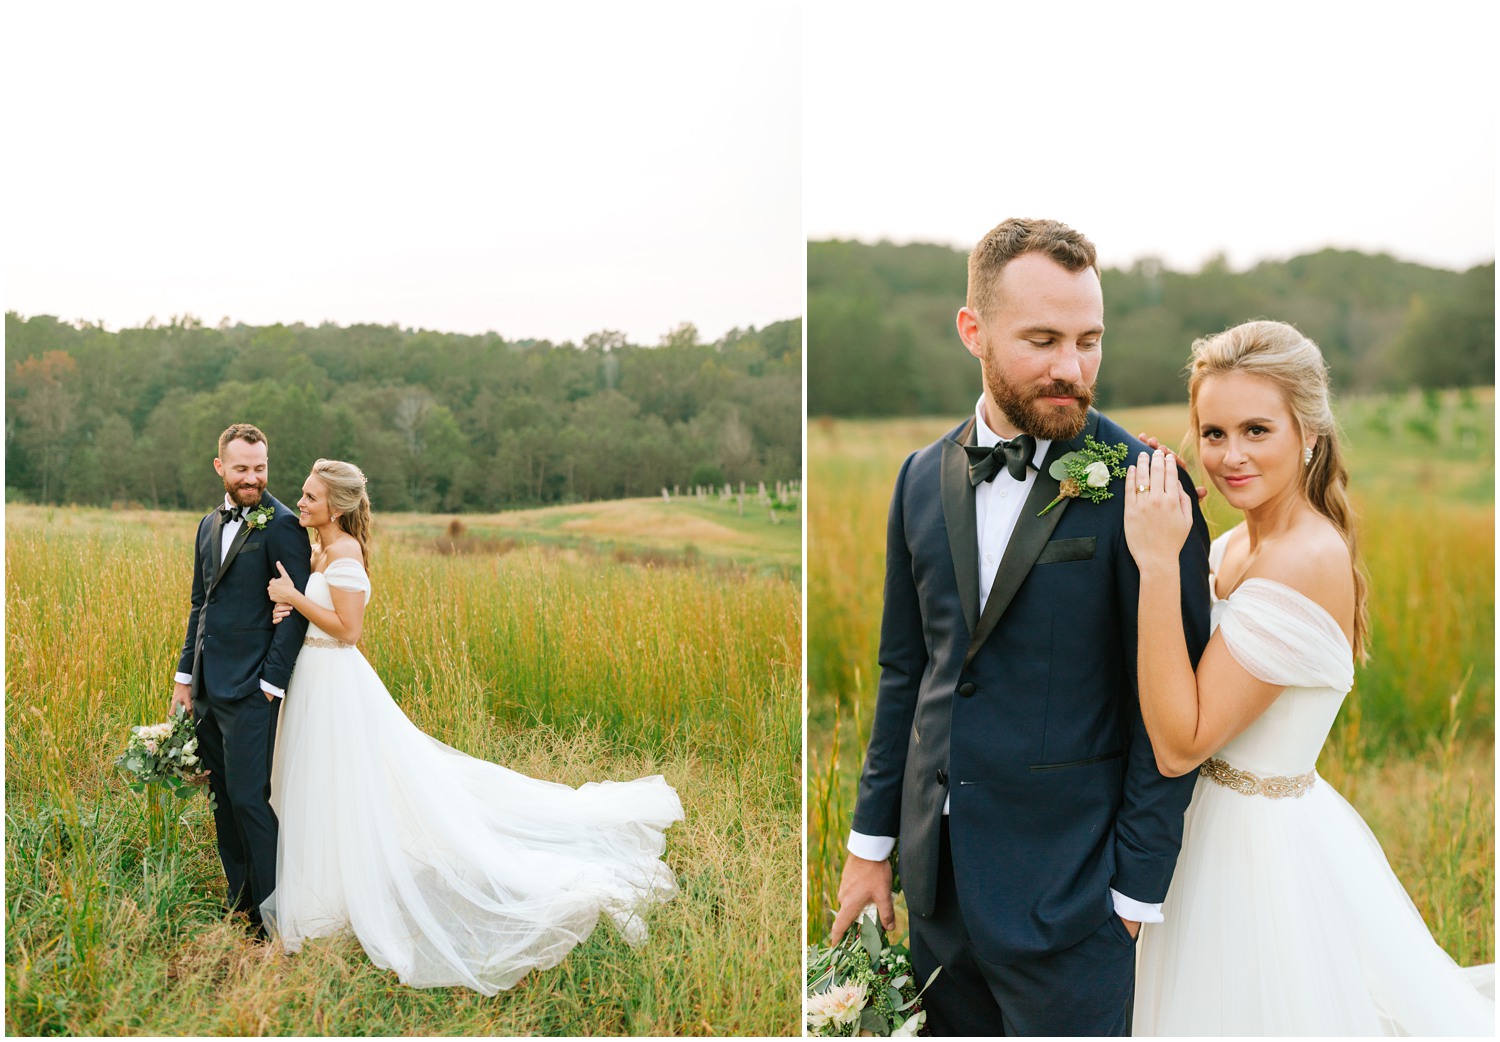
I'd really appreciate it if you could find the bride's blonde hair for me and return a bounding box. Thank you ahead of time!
[1186,320,1369,660]
[311,458,373,571]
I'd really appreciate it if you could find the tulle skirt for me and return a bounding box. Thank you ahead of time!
[1134,773,1493,1035]
[261,644,682,994]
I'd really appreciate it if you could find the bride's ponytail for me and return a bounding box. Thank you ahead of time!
[312,458,374,571]
[1185,321,1370,661]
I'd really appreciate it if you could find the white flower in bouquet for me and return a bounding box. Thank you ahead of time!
[890,1010,925,1037]
[806,982,867,1033]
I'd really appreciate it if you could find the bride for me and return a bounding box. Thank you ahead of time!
[259,458,682,994]
[1122,320,1492,1034]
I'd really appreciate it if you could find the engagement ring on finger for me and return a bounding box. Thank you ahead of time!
[1136,484,1150,493]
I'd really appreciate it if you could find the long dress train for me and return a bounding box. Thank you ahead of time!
[1133,532,1493,1035]
[261,558,683,994]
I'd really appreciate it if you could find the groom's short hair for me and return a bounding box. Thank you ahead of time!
[218,423,268,458]
[967,218,1099,318]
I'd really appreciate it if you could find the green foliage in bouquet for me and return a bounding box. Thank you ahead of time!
[805,908,939,1037]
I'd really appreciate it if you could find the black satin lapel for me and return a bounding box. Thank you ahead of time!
[210,519,252,591]
[940,417,980,637]
[964,411,1101,668]
[205,512,224,588]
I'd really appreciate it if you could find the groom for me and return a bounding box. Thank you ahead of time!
[169,423,312,934]
[831,219,1212,1035]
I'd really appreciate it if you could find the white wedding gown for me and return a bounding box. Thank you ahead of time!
[260,558,683,994]
[1133,533,1494,1035]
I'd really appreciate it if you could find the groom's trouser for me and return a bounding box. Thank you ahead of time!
[195,692,281,918]
[909,819,1137,1037]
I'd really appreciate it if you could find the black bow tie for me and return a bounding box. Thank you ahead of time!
[965,434,1038,486]
[219,505,243,524]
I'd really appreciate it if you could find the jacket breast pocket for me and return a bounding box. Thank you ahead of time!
[1035,536,1096,566]
[1028,749,1123,772]
[241,542,262,552]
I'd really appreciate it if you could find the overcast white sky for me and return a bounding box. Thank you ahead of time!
[5,2,801,344]
[805,2,1494,273]
[7,3,1493,347]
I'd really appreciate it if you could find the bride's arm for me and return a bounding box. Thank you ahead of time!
[1125,451,1284,775]
[267,558,367,645]
[1135,572,1284,777]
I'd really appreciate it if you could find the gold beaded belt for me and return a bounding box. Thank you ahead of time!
[303,636,352,649]
[1200,757,1316,799]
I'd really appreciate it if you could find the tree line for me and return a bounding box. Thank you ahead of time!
[808,240,1494,416]
[5,314,801,512]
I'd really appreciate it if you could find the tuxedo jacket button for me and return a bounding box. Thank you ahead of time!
[958,682,976,697]
[936,769,947,786]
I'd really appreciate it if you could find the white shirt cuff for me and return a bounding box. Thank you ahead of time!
[260,679,285,700]
[847,830,896,862]
[173,672,193,686]
[847,837,1165,923]
[1110,889,1163,923]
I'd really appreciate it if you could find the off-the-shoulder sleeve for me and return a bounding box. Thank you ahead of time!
[1217,579,1355,692]
[323,557,371,596]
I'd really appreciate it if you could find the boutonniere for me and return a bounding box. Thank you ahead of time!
[244,504,274,530]
[1038,436,1129,516]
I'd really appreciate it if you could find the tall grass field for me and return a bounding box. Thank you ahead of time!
[807,388,1495,969]
[6,496,801,1036]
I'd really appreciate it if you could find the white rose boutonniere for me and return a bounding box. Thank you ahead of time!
[1038,436,1130,516]
[244,504,275,530]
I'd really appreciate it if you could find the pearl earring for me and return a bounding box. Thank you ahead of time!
[1303,446,1313,466]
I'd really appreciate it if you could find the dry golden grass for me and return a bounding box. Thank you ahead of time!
[6,504,800,1036]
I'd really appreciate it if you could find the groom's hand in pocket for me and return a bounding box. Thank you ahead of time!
[829,853,895,944]
[1120,916,1140,940]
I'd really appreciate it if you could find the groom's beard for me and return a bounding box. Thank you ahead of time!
[987,370,1095,442]
[224,479,266,509]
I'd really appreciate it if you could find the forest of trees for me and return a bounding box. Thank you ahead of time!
[5,314,801,512]
[808,241,1494,416]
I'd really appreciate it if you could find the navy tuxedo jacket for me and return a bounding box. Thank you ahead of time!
[851,410,1211,964]
[176,493,313,703]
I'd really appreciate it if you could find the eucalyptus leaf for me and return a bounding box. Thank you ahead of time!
[1049,452,1079,479]
[173,786,195,800]
[891,974,909,991]
[859,1008,888,1035]
[859,915,882,964]
[887,986,903,1010]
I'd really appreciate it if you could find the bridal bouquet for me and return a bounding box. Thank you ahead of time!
[114,705,212,808]
[806,907,938,1037]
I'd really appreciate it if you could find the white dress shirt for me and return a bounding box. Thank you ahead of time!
[848,399,1162,924]
[173,494,285,700]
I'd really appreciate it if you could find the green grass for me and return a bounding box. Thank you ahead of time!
[6,501,801,1036]
[806,390,1495,969]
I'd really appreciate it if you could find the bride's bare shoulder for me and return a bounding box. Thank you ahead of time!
[1250,516,1355,631]
[322,536,366,567]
